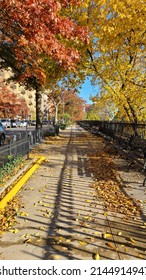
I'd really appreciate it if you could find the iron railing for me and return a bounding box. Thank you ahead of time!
[77,121,146,139]
[0,129,44,168]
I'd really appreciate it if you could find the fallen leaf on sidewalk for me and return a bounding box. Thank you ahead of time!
[34,232,40,236]
[104,212,108,216]
[9,228,19,234]
[65,239,71,243]
[51,255,61,260]
[92,253,100,260]
[78,240,87,246]
[24,238,32,243]
[83,216,92,221]
[102,233,112,239]
[40,227,46,231]
[94,231,101,236]
[138,254,143,259]
[105,242,117,250]
[19,212,28,217]
[43,213,50,217]
[36,238,42,243]
[21,233,30,238]
[127,237,136,244]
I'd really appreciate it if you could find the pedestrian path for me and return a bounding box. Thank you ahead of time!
[0,125,146,260]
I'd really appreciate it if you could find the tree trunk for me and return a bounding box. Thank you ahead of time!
[123,100,138,136]
[120,85,138,126]
[36,88,42,129]
[126,97,138,124]
[123,105,133,122]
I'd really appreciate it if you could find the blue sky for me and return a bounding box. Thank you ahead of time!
[78,77,100,104]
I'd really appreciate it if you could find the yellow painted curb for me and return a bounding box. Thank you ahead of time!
[0,156,46,210]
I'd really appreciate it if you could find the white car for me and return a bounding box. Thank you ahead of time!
[0,119,11,128]
[20,121,28,127]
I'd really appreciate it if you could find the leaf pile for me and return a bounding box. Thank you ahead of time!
[0,197,20,235]
[88,151,140,217]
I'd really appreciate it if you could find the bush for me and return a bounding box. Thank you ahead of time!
[0,156,24,185]
[59,124,66,130]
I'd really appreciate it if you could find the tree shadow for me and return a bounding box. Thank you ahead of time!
[14,126,146,260]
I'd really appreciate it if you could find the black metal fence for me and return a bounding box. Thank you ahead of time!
[77,120,146,139]
[0,129,44,168]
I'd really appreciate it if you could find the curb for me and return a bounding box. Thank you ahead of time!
[0,156,45,210]
[0,157,36,196]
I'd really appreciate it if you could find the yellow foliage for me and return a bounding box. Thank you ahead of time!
[79,0,146,122]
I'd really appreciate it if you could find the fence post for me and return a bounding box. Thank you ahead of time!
[9,139,13,158]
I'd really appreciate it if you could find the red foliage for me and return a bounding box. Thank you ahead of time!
[0,80,29,118]
[0,0,88,84]
[64,90,85,121]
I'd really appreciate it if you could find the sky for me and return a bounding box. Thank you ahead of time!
[78,77,100,104]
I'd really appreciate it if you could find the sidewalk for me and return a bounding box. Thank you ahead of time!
[0,125,146,260]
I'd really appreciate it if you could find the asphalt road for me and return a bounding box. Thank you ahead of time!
[4,125,48,143]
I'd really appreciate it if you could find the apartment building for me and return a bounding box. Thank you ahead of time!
[0,69,49,121]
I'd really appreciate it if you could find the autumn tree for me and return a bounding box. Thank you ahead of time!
[46,85,65,124]
[0,79,29,118]
[0,0,88,128]
[73,0,146,123]
[63,89,85,122]
[86,103,112,121]
[17,97,29,119]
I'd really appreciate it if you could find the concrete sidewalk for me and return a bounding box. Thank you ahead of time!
[0,125,146,260]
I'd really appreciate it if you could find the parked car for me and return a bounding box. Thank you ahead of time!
[30,120,36,126]
[42,120,48,125]
[20,120,28,127]
[16,120,22,127]
[0,118,11,128]
[11,119,18,128]
[0,122,6,145]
